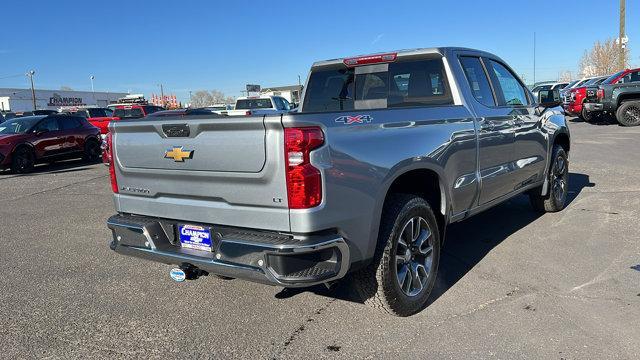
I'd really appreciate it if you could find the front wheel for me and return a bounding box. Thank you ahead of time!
[529,145,569,212]
[616,100,640,127]
[352,194,440,316]
[11,146,35,173]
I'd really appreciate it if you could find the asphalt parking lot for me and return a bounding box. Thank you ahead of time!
[1,118,639,359]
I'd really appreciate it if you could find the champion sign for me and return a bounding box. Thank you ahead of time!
[179,224,212,251]
[47,93,85,107]
[334,114,373,125]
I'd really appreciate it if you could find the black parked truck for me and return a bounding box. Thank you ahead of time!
[583,68,640,126]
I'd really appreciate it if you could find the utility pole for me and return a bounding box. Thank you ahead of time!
[27,70,36,111]
[297,75,302,86]
[619,0,626,71]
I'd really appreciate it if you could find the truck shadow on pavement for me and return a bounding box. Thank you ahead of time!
[275,173,595,308]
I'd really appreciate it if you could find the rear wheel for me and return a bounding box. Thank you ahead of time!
[83,138,101,162]
[581,107,595,123]
[530,145,569,212]
[11,146,35,173]
[352,194,440,317]
[616,100,640,127]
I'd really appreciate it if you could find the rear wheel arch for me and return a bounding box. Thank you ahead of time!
[617,93,640,107]
[380,168,447,241]
[553,132,570,153]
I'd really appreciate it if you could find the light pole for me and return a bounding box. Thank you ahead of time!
[90,75,95,103]
[189,91,192,107]
[26,70,36,111]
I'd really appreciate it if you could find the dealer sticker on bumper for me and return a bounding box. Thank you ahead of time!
[179,224,212,252]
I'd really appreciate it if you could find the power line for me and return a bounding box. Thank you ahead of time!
[0,73,25,81]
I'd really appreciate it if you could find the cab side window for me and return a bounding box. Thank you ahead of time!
[487,60,529,106]
[459,56,495,107]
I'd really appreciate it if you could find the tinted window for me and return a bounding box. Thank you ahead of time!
[303,67,355,112]
[0,116,43,134]
[356,72,388,100]
[488,60,529,106]
[35,117,60,132]
[460,56,495,107]
[59,117,83,130]
[620,70,640,83]
[303,57,452,112]
[603,70,625,84]
[87,108,108,117]
[235,99,274,109]
[114,108,144,119]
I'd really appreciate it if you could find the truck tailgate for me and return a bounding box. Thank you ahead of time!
[111,115,291,231]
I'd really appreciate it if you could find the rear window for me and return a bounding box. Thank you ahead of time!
[302,57,452,112]
[114,108,144,119]
[87,108,108,118]
[235,99,273,110]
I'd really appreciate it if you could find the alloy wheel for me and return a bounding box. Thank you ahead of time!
[624,104,640,126]
[551,155,568,204]
[395,216,434,297]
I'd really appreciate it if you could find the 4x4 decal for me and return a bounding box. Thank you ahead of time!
[334,115,373,125]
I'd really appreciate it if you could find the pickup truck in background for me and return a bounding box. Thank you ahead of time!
[563,76,608,119]
[106,47,570,316]
[225,95,292,116]
[583,67,640,126]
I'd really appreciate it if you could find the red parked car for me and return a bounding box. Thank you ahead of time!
[0,115,101,173]
[68,107,119,137]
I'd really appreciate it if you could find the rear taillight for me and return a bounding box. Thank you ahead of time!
[245,111,252,116]
[597,89,605,100]
[104,132,118,193]
[284,127,324,209]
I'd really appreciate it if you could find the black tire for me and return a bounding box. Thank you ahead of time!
[529,145,569,212]
[616,100,640,127]
[83,138,101,162]
[11,146,35,173]
[581,107,595,123]
[352,194,440,317]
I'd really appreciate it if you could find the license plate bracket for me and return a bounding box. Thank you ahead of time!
[178,224,213,252]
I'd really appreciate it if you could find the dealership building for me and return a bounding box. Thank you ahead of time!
[0,88,128,113]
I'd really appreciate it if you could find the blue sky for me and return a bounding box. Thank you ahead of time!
[0,0,638,102]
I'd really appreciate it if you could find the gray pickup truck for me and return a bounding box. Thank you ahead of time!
[106,47,570,316]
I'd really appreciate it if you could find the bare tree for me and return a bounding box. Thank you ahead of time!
[558,70,573,82]
[579,38,630,77]
[190,90,236,107]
